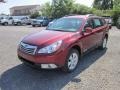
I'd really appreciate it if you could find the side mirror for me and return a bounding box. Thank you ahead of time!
[85,27,92,33]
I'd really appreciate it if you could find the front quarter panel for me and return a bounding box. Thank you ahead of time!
[63,32,83,55]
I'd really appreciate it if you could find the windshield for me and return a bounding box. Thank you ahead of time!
[12,16,27,19]
[47,18,83,32]
[36,17,43,20]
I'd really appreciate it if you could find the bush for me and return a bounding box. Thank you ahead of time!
[30,12,40,19]
[71,4,92,15]
[111,10,120,25]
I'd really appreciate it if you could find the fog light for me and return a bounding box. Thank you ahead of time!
[41,64,57,69]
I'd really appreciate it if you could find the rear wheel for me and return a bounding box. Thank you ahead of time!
[62,49,79,73]
[116,24,120,29]
[99,37,108,50]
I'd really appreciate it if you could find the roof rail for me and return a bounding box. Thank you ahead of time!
[64,14,79,17]
[86,14,95,17]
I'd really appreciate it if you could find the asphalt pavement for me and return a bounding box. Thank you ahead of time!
[0,26,120,90]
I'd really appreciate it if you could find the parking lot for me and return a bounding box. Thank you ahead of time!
[0,26,120,90]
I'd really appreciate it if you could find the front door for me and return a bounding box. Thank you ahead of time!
[8,17,13,24]
[81,19,96,53]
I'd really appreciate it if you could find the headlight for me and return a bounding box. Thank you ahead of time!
[38,40,62,54]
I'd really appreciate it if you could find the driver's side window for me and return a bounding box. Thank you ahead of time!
[84,19,93,31]
[9,17,13,20]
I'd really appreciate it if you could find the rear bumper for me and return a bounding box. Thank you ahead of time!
[18,49,68,68]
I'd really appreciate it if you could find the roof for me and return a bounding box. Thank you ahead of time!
[10,5,40,10]
[64,14,101,19]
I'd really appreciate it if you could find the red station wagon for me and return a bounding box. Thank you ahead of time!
[18,15,110,72]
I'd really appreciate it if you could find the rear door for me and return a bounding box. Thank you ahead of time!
[92,18,106,45]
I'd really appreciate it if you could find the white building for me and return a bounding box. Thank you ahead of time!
[10,5,41,16]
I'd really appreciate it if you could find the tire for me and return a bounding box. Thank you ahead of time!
[4,22,8,26]
[62,49,79,73]
[99,37,108,50]
[116,24,120,29]
[40,23,43,27]
[32,25,36,27]
[17,22,21,26]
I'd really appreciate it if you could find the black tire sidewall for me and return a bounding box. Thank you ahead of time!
[17,22,21,26]
[99,37,108,50]
[62,49,79,73]
[4,22,8,26]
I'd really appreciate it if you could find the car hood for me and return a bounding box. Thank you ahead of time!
[1,19,7,21]
[32,19,43,22]
[22,30,75,46]
[14,19,21,22]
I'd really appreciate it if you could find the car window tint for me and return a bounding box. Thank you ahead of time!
[85,19,94,28]
[93,19,102,28]
[47,18,83,32]
[101,19,106,25]
[84,19,94,31]
[9,17,13,19]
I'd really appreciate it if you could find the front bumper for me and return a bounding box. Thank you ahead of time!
[32,22,41,25]
[18,49,68,68]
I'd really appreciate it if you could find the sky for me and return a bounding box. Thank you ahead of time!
[0,0,93,14]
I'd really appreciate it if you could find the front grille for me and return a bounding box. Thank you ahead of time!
[33,21,37,23]
[19,42,37,55]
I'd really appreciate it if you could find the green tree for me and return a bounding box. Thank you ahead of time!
[51,0,74,18]
[113,0,120,10]
[41,0,92,19]
[93,0,113,10]
[30,12,40,19]
[71,4,92,14]
[41,2,52,18]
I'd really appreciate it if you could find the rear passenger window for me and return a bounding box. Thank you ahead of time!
[93,19,102,28]
[101,19,106,25]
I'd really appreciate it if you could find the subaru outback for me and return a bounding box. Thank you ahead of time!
[18,15,110,72]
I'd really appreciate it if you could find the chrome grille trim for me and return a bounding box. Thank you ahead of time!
[20,42,37,55]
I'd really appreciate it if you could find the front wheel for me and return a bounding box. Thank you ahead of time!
[32,25,36,27]
[4,22,8,26]
[17,22,22,26]
[62,49,79,73]
[39,23,43,27]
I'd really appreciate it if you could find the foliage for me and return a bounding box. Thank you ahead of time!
[91,8,112,16]
[41,0,92,18]
[51,0,74,18]
[41,2,52,18]
[93,0,113,10]
[71,4,92,15]
[40,0,119,25]
[111,10,120,25]
[30,12,40,19]
[113,0,120,10]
